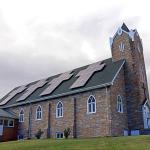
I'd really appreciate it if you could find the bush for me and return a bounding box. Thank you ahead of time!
[64,128,71,139]
[35,129,44,139]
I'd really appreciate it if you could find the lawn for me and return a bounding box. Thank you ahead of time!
[0,135,150,150]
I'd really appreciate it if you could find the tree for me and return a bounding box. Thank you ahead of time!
[35,129,44,139]
[64,128,71,139]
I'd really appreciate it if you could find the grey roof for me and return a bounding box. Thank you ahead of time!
[0,109,18,119]
[0,58,125,108]
[121,23,130,32]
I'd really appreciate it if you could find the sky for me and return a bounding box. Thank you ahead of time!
[0,0,150,98]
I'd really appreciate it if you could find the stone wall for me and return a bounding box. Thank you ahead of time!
[110,67,128,136]
[8,65,130,139]
[9,86,116,138]
[75,88,111,138]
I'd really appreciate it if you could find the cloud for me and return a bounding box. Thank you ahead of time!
[0,2,150,99]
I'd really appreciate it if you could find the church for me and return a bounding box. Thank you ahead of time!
[0,23,150,141]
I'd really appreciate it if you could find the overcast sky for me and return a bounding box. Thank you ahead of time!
[0,0,150,98]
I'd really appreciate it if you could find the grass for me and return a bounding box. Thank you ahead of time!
[0,135,150,150]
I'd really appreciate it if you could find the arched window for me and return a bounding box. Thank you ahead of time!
[119,42,125,52]
[19,109,24,122]
[117,95,123,113]
[36,105,42,120]
[87,95,96,114]
[56,101,63,118]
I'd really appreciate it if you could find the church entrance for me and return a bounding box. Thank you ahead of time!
[143,100,150,129]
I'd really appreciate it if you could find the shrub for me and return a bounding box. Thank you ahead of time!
[35,129,44,139]
[64,128,71,139]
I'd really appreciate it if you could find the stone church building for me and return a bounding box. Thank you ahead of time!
[0,23,150,141]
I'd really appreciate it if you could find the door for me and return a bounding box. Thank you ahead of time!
[143,102,150,129]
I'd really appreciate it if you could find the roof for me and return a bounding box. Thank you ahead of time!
[121,23,130,32]
[0,109,18,119]
[0,58,125,108]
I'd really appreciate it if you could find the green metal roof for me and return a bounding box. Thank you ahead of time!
[0,58,125,108]
[0,109,18,119]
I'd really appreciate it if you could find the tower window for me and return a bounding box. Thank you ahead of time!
[117,95,123,113]
[119,42,125,52]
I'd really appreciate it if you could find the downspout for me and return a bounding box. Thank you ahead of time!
[73,97,77,138]
[47,103,51,138]
[28,101,32,139]
[105,86,111,136]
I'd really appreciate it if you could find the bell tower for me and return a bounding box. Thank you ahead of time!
[110,23,150,130]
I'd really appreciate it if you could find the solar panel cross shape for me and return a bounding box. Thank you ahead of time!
[17,79,48,102]
[40,71,73,96]
[70,61,105,89]
[0,61,105,105]
[0,85,27,105]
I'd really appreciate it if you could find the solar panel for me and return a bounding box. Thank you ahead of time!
[70,61,105,89]
[17,79,48,102]
[40,71,73,96]
[0,85,27,105]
